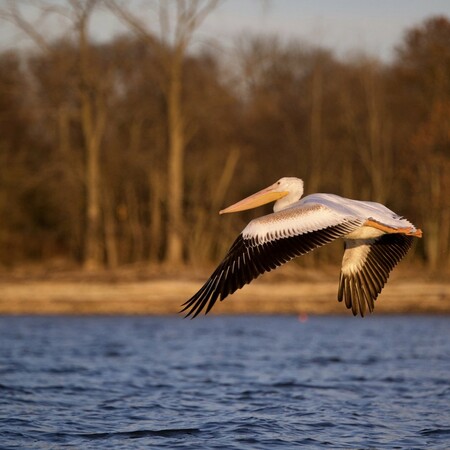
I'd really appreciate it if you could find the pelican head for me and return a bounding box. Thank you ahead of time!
[220,177,304,214]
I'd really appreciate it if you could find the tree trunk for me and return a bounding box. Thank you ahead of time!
[83,122,102,269]
[165,52,184,266]
[78,14,106,270]
[103,185,119,268]
[149,172,163,262]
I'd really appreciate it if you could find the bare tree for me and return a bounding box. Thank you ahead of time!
[71,0,109,269]
[393,16,450,272]
[0,0,110,269]
[307,53,324,194]
[0,0,51,51]
[1,7,445,276]
[108,0,223,267]
[337,58,393,203]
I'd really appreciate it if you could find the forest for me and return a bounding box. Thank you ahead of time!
[0,1,449,275]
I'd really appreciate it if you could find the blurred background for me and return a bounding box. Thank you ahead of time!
[0,0,449,277]
[2,6,449,446]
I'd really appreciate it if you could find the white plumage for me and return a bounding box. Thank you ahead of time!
[182,177,422,318]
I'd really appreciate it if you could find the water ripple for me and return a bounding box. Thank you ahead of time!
[0,315,449,449]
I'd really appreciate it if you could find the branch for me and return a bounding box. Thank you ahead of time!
[108,0,222,52]
[174,0,222,52]
[107,0,157,46]
[0,0,50,52]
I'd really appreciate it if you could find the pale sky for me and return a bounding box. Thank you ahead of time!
[204,0,450,60]
[2,0,450,61]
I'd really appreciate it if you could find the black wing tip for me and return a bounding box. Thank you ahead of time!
[338,233,414,317]
[180,296,208,319]
[180,302,216,319]
[338,271,377,317]
[179,303,197,319]
[180,284,223,319]
[180,308,205,319]
[180,233,258,319]
[339,271,382,317]
[340,297,372,318]
[179,306,202,319]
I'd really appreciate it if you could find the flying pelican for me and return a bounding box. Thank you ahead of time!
[182,177,422,318]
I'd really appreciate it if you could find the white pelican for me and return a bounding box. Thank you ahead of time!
[182,177,422,318]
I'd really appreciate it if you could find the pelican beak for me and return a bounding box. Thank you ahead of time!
[219,183,289,214]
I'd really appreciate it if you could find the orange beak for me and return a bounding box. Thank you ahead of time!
[219,183,289,214]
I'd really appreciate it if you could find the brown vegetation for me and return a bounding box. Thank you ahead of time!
[0,2,449,283]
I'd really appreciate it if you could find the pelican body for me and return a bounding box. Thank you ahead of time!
[182,177,422,318]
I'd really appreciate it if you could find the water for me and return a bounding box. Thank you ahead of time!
[0,315,449,449]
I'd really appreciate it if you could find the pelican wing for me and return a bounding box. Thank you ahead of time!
[182,204,364,318]
[338,234,413,317]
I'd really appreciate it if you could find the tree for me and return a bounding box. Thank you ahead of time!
[108,0,223,267]
[392,16,450,271]
[0,0,111,269]
[0,6,446,275]
[72,0,109,269]
[337,57,393,203]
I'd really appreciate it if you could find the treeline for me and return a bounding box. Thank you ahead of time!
[0,2,449,273]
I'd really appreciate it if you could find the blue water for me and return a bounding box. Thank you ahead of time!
[0,315,449,449]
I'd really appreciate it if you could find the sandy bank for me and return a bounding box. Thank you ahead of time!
[1,278,449,315]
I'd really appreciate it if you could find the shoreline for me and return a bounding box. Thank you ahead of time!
[1,278,449,316]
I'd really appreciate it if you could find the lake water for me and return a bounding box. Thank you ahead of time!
[0,315,449,449]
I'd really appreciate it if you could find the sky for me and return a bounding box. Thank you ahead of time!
[204,0,450,60]
[2,0,450,61]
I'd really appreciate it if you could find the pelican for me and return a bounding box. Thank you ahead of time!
[182,177,422,318]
